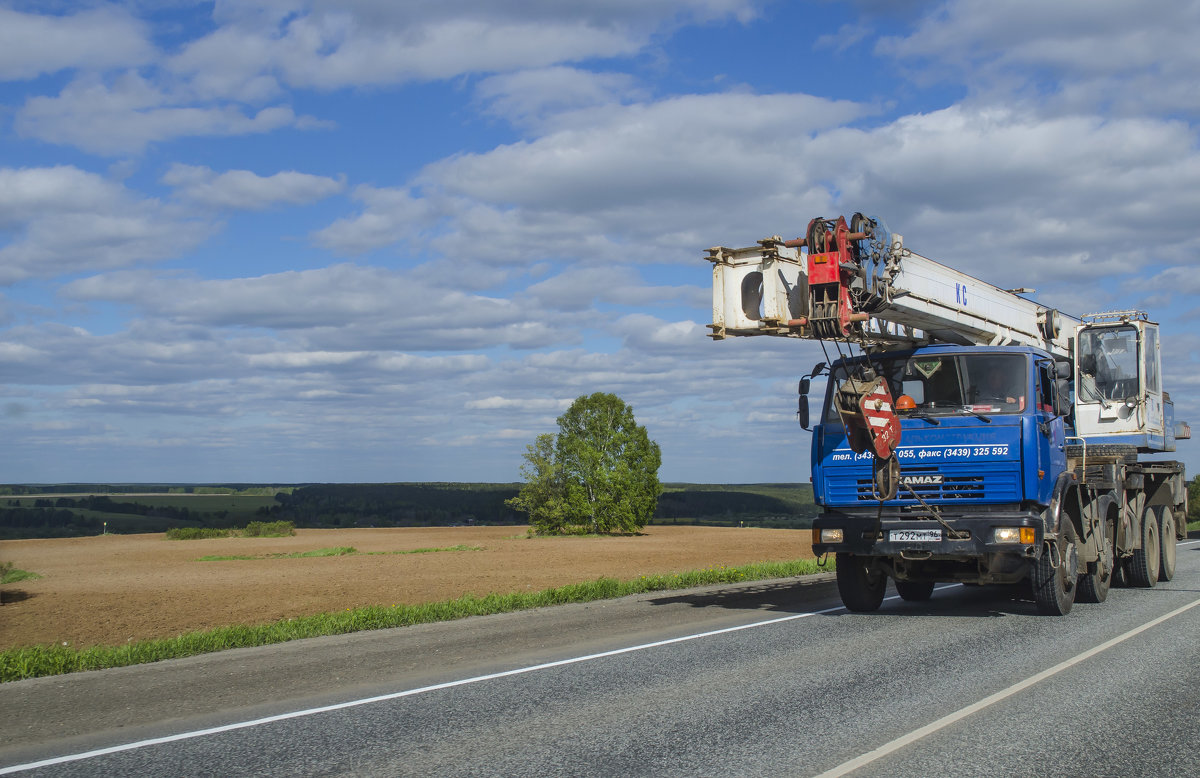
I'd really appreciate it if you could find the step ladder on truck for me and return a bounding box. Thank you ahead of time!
[705,214,1191,615]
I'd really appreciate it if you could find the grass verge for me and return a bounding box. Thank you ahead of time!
[0,557,831,683]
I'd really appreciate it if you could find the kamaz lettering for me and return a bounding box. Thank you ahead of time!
[900,475,943,486]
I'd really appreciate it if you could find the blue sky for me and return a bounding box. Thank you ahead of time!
[1,0,1198,484]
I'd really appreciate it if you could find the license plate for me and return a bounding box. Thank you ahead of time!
[890,529,942,542]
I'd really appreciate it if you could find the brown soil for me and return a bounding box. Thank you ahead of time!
[0,526,813,650]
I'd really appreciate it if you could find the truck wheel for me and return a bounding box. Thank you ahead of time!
[1077,502,1114,604]
[835,553,886,612]
[1128,507,1160,587]
[894,579,935,601]
[1031,521,1078,616]
[1158,506,1177,582]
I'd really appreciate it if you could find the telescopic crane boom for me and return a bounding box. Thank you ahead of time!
[706,214,1076,359]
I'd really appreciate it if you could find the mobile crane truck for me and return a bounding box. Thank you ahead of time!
[706,214,1190,615]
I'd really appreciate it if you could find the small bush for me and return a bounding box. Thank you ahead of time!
[243,520,296,537]
[1,562,40,584]
[166,527,233,540]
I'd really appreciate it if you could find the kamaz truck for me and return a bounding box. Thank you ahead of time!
[706,214,1190,615]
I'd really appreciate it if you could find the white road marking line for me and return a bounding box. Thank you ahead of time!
[813,594,1200,778]
[2,596,858,774]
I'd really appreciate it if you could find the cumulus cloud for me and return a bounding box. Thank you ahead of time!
[317,91,868,260]
[163,164,345,210]
[878,0,1200,115]
[61,264,577,351]
[312,186,436,255]
[173,0,759,92]
[475,67,645,129]
[15,72,318,156]
[313,87,1200,304]
[0,166,210,283]
[0,6,155,80]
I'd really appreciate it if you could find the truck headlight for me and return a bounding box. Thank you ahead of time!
[993,527,1035,544]
[814,528,843,544]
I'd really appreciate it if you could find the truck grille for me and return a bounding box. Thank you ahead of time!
[823,461,1022,505]
[854,473,986,501]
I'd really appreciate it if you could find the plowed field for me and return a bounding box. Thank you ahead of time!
[0,525,813,650]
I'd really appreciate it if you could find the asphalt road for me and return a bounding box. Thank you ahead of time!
[3,541,1199,777]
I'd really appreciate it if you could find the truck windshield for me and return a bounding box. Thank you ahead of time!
[824,353,1028,422]
[1077,325,1139,402]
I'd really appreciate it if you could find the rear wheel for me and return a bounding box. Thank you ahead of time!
[1077,501,1114,604]
[894,579,935,601]
[1158,506,1177,582]
[1031,520,1078,616]
[1129,508,1160,587]
[835,553,886,612]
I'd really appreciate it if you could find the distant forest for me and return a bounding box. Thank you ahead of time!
[0,482,820,539]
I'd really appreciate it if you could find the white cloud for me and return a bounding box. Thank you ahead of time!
[465,396,572,411]
[0,166,210,283]
[163,164,345,210]
[878,0,1200,115]
[61,264,576,352]
[15,72,316,156]
[312,186,435,255]
[0,6,155,80]
[476,67,645,129]
[521,266,700,311]
[173,1,759,92]
[317,91,868,259]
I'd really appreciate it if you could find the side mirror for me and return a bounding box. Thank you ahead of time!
[798,394,810,429]
[1054,358,1072,380]
[799,377,811,395]
[1054,378,1071,418]
[809,361,827,378]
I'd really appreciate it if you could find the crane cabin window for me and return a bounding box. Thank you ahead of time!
[823,353,1028,423]
[1144,325,1160,394]
[1077,325,1139,402]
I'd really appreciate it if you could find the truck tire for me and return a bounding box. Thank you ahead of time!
[1158,506,1177,582]
[894,579,935,601]
[1031,520,1078,616]
[1128,507,1160,587]
[1063,444,1137,464]
[1077,498,1115,604]
[835,553,886,612]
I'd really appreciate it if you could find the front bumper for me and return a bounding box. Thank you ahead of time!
[812,505,1044,564]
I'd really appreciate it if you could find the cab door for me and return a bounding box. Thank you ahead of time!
[1034,360,1067,503]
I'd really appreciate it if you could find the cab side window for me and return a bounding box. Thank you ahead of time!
[1037,363,1055,414]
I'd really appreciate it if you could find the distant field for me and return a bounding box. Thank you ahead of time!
[0,525,818,650]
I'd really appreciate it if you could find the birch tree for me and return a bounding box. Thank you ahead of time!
[508,393,661,534]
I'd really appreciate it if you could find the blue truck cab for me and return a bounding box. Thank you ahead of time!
[809,345,1079,601]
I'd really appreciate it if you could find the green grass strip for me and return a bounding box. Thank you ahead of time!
[0,557,831,682]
